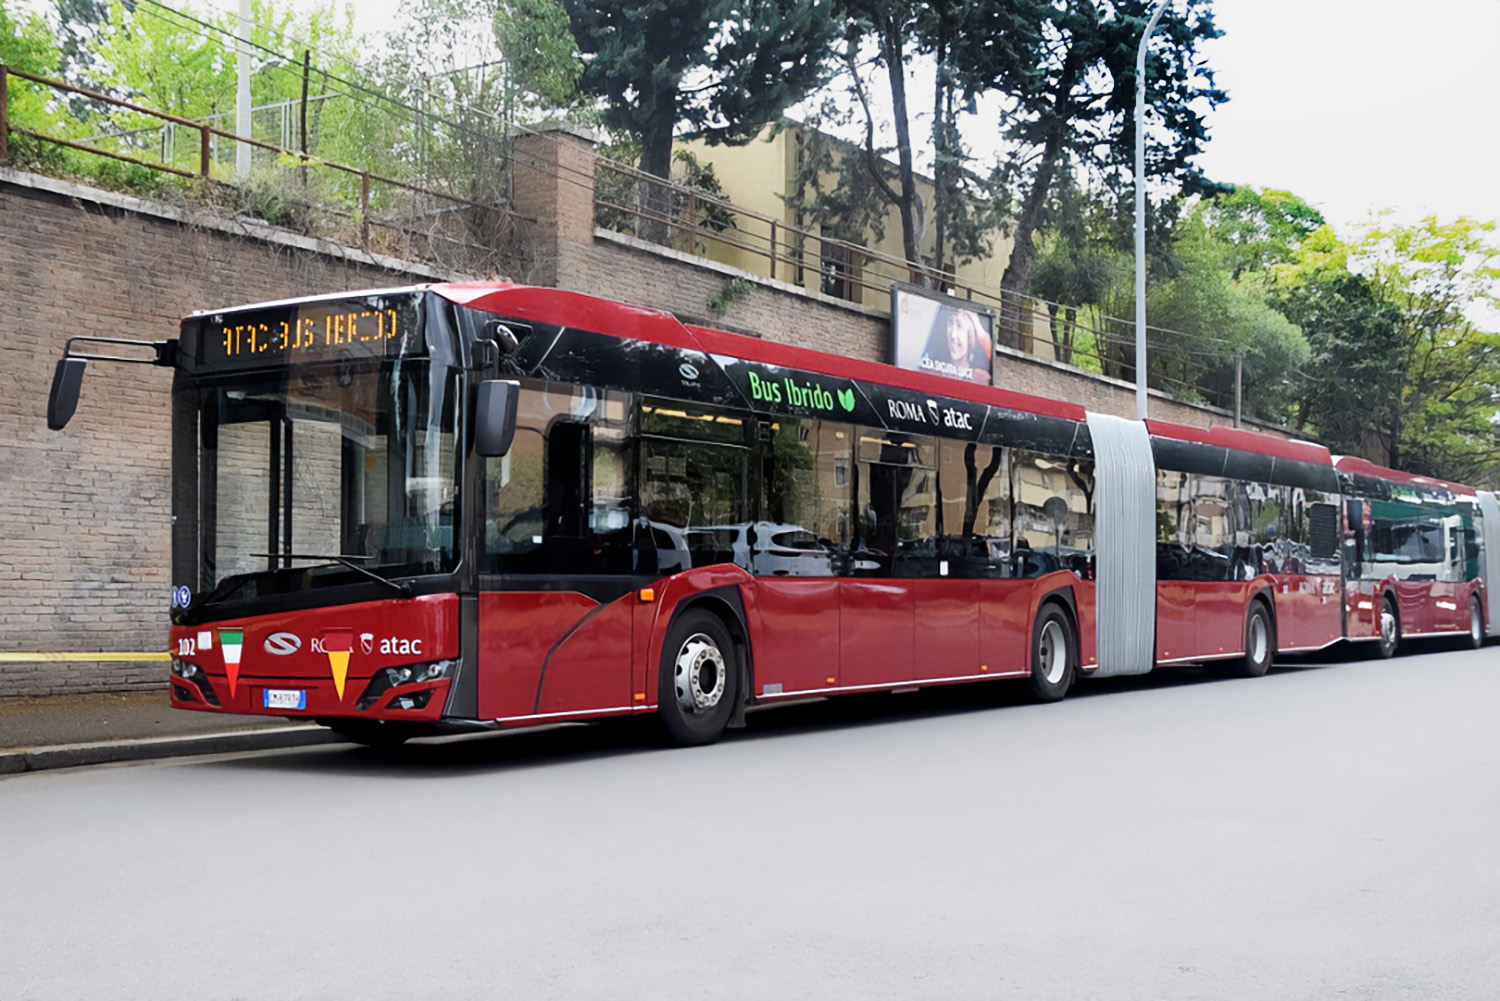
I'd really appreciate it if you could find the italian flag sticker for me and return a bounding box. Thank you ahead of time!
[219,628,244,697]
[323,630,353,700]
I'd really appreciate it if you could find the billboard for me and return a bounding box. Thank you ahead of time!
[890,283,995,386]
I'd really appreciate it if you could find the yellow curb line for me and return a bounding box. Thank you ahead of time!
[0,652,171,662]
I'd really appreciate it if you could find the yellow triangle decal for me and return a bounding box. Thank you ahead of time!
[328,651,350,699]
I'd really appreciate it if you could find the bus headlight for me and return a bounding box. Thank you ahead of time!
[355,659,456,710]
[170,659,220,706]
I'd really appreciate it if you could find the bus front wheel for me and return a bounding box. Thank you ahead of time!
[1026,604,1076,703]
[1376,598,1400,659]
[658,609,740,746]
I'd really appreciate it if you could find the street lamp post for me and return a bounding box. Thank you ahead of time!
[236,0,252,180]
[1134,0,1171,420]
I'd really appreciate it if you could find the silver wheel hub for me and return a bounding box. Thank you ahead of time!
[673,633,726,714]
[1038,620,1067,685]
[1472,603,1483,642]
[1249,616,1268,663]
[1381,607,1397,647]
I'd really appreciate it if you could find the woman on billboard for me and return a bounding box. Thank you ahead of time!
[921,305,993,385]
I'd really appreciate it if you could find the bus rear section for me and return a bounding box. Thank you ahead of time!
[1146,422,1345,674]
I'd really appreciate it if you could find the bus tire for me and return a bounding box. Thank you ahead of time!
[1375,596,1400,659]
[1026,603,1076,703]
[1466,595,1484,649]
[1233,601,1275,678]
[658,608,739,746]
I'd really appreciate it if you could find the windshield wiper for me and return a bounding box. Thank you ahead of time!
[252,553,414,598]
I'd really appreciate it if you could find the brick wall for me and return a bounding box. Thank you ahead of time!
[0,170,454,696]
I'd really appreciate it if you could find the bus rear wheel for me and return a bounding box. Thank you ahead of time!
[658,609,739,746]
[1026,604,1076,703]
[1375,597,1400,659]
[1232,602,1275,678]
[1466,596,1484,649]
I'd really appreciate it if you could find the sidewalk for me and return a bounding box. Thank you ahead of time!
[0,690,343,774]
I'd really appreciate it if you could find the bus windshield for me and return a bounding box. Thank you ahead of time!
[172,349,462,613]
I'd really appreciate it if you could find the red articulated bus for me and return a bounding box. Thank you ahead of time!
[1334,457,1493,656]
[46,283,1500,747]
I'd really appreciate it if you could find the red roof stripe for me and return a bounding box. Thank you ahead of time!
[433,281,1084,421]
[1333,455,1477,496]
[1145,419,1332,465]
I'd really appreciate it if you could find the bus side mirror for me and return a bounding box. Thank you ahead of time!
[475,379,520,457]
[48,357,87,430]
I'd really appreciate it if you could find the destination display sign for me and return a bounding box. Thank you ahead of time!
[188,295,422,371]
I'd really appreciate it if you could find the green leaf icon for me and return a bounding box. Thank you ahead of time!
[837,388,855,412]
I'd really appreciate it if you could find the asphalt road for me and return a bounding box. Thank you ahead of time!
[3,642,1498,1000]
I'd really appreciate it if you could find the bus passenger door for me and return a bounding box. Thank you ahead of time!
[749,417,855,697]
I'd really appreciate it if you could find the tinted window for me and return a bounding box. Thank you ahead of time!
[757,417,854,576]
[641,401,749,571]
[483,382,635,576]
[1014,450,1094,580]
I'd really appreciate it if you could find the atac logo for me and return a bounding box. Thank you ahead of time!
[360,632,375,656]
[263,631,302,656]
[886,396,974,430]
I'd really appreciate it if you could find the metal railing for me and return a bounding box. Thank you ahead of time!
[0,63,518,275]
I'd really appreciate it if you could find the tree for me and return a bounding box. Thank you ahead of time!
[563,0,836,243]
[1199,185,1325,279]
[0,1,64,143]
[952,0,1225,347]
[1273,218,1500,483]
[493,0,583,111]
[1027,171,1128,365]
[788,1,1005,286]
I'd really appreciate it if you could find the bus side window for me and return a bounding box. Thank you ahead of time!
[483,385,547,571]
[639,400,749,573]
[1013,449,1093,580]
[935,439,1009,579]
[757,417,852,577]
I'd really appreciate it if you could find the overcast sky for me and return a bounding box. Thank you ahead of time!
[1195,0,1500,230]
[206,0,1496,231]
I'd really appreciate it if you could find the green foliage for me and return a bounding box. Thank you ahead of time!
[1200,185,1325,278]
[596,143,738,252]
[949,0,1226,343]
[1137,212,1308,418]
[1,0,68,165]
[493,0,583,109]
[708,276,757,317]
[1271,217,1500,484]
[564,0,836,244]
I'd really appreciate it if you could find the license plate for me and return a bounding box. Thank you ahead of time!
[263,688,307,710]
